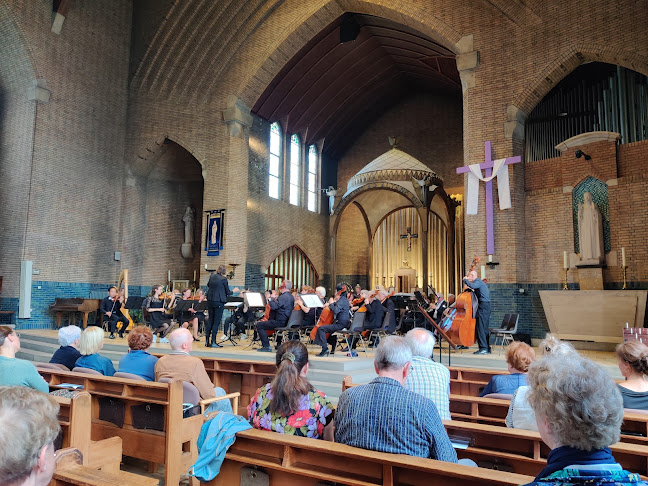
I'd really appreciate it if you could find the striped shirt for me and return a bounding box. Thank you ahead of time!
[334,377,457,462]
[405,356,451,420]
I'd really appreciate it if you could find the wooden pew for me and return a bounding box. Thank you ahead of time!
[343,376,648,446]
[51,447,158,486]
[53,391,122,472]
[203,428,533,486]
[153,354,276,415]
[448,366,508,397]
[39,367,206,486]
[444,419,648,477]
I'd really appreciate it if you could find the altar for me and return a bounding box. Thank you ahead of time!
[539,290,647,343]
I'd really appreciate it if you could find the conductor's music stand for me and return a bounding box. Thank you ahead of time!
[243,292,266,349]
[418,305,457,366]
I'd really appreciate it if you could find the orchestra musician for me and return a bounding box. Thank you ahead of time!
[351,284,362,303]
[221,288,255,342]
[315,284,350,357]
[143,285,173,342]
[463,270,491,354]
[256,280,294,353]
[382,290,397,334]
[431,293,448,324]
[100,286,129,339]
[295,286,326,331]
[177,288,203,342]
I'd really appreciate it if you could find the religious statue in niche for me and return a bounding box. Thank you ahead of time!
[577,192,604,265]
[181,205,195,259]
[325,186,337,215]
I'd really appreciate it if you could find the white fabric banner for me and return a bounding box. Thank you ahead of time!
[465,158,510,215]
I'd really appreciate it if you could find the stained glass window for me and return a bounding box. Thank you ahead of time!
[289,134,300,206]
[307,145,318,212]
[269,123,281,199]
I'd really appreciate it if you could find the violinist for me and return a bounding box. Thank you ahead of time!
[221,289,254,342]
[143,285,173,342]
[431,293,448,324]
[351,284,362,303]
[178,288,203,342]
[256,280,294,353]
[295,286,326,329]
[315,284,350,357]
[100,286,129,340]
[463,270,491,355]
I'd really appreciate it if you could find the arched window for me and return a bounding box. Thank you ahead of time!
[289,134,300,206]
[269,122,281,199]
[307,144,318,212]
[264,245,319,291]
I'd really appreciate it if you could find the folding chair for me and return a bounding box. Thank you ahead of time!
[334,311,368,356]
[273,309,304,346]
[367,311,391,348]
[489,313,519,353]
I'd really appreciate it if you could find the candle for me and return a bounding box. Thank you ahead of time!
[622,247,626,267]
[168,270,171,282]
[193,270,197,282]
[480,265,486,280]
[488,254,493,263]
[563,251,568,269]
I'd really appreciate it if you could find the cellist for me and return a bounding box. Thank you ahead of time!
[315,284,350,357]
[463,270,491,355]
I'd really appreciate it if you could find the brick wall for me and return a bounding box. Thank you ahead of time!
[335,203,370,282]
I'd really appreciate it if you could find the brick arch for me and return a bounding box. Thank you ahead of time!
[0,3,39,82]
[129,133,208,178]
[238,0,462,107]
[263,244,320,290]
[513,44,648,117]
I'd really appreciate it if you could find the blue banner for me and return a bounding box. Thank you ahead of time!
[205,210,225,256]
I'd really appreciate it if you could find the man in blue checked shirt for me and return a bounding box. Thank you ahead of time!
[404,328,451,420]
[334,335,457,462]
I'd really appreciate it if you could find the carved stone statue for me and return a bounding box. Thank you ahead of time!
[577,192,604,264]
[325,186,337,215]
[181,206,195,259]
[182,206,195,244]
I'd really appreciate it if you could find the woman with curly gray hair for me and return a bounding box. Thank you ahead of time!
[520,353,645,486]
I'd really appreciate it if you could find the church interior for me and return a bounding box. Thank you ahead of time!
[1,0,648,484]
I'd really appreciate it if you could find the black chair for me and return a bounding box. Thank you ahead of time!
[273,309,304,346]
[367,311,391,347]
[334,311,368,356]
[489,313,519,352]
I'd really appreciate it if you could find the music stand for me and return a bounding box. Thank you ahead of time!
[418,305,457,366]
[243,292,266,349]
[124,296,146,325]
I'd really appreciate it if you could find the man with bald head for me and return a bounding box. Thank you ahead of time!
[154,328,232,412]
[464,270,491,355]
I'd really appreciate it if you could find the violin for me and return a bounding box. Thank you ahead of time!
[445,255,478,347]
[310,284,346,341]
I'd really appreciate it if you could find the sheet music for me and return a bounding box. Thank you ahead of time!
[300,293,323,308]
[244,292,265,308]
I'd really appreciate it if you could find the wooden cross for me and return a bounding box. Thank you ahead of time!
[400,227,418,252]
[456,141,522,255]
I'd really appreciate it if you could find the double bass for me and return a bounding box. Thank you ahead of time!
[445,256,479,347]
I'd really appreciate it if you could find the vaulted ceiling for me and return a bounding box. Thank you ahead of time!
[252,14,461,159]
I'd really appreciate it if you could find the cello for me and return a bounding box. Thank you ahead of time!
[309,284,346,341]
[445,256,479,347]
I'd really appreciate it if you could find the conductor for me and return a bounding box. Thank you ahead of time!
[463,270,491,355]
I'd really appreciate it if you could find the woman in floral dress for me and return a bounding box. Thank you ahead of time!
[247,340,334,439]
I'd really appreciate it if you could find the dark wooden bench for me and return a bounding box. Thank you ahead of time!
[38,367,238,486]
[202,428,533,486]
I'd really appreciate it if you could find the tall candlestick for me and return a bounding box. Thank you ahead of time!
[563,251,568,269]
[480,265,486,280]
[622,247,626,267]
[193,270,196,282]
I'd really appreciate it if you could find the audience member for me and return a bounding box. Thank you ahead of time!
[404,328,450,420]
[75,326,116,376]
[334,335,457,462]
[118,326,158,381]
[155,328,232,413]
[49,325,82,370]
[248,340,334,438]
[506,334,575,431]
[0,326,49,392]
[520,353,645,486]
[480,341,535,397]
[616,340,648,410]
[0,386,61,486]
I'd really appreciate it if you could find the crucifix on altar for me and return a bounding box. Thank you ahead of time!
[400,227,418,252]
[456,141,522,255]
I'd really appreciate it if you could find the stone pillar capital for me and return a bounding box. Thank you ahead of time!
[26,79,50,104]
[222,95,253,138]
